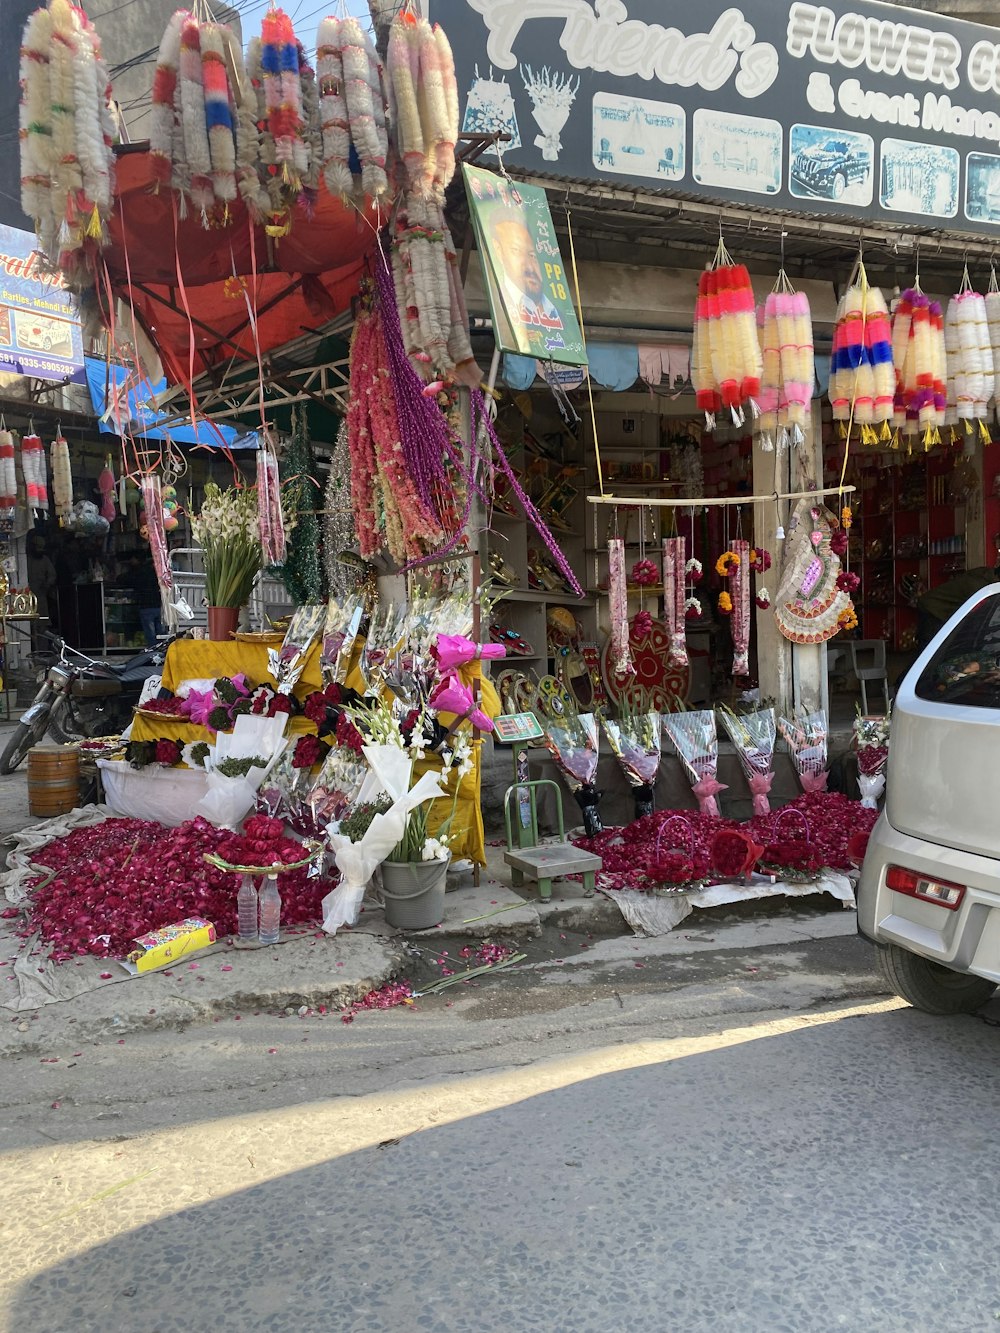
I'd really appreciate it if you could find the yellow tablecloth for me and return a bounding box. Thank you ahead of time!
[130,640,500,864]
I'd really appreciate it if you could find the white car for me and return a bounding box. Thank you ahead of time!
[858,587,1000,1014]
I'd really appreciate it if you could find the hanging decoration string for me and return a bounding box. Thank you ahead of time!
[565,206,605,496]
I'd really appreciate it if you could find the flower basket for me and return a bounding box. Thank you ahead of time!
[759,808,824,883]
[709,826,764,883]
[648,816,709,894]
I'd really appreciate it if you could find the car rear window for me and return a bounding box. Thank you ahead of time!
[915,594,1000,707]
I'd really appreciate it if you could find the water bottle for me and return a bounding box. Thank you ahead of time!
[237,875,258,941]
[258,875,282,945]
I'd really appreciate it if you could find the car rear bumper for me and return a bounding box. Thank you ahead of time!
[858,813,1000,984]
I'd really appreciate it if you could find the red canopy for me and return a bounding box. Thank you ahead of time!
[101,151,379,386]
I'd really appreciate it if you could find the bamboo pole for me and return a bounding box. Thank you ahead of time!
[586,484,856,509]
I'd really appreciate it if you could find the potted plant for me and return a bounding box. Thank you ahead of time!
[189,482,262,640]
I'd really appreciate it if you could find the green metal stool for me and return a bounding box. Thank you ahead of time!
[503,779,602,901]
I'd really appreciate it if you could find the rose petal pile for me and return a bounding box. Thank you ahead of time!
[573,793,877,891]
[20,816,335,962]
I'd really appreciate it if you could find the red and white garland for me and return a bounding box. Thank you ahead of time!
[661,536,688,668]
[20,434,48,515]
[727,539,751,677]
[608,538,634,677]
[691,240,763,431]
[0,431,16,514]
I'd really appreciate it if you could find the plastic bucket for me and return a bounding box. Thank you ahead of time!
[380,859,448,931]
[28,745,80,817]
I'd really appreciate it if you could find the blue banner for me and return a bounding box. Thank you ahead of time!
[0,224,85,383]
[84,357,258,450]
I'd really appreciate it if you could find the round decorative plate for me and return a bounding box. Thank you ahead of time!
[600,617,690,712]
[231,631,284,645]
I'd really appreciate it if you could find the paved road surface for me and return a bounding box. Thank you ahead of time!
[2,935,999,1332]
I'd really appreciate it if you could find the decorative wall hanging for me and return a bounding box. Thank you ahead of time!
[607,536,633,677]
[944,274,993,441]
[828,266,894,442]
[757,273,814,451]
[773,500,852,644]
[661,535,688,668]
[0,430,16,517]
[691,235,763,430]
[891,284,947,448]
[50,433,72,525]
[20,434,48,516]
[19,0,115,284]
[601,619,690,714]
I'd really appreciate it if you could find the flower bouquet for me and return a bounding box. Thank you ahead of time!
[759,807,824,883]
[542,709,603,837]
[719,705,777,815]
[601,704,662,821]
[648,815,709,893]
[662,709,727,817]
[189,714,290,828]
[308,747,370,834]
[360,601,408,693]
[709,825,764,882]
[189,482,262,609]
[853,708,890,810]
[778,709,829,794]
[321,593,364,683]
[268,603,326,694]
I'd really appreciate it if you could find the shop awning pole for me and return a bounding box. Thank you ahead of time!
[586,484,856,509]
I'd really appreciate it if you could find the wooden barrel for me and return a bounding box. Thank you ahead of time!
[27,746,80,817]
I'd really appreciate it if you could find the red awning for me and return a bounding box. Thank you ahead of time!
[100,151,378,386]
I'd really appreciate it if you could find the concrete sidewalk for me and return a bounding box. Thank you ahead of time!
[1,745,860,1052]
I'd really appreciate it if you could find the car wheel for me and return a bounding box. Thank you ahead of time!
[832,172,847,200]
[876,943,997,1015]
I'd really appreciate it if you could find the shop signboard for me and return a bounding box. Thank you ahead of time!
[0,223,85,383]
[463,163,587,364]
[439,0,1000,236]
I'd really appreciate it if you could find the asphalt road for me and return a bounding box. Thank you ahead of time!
[2,934,999,1333]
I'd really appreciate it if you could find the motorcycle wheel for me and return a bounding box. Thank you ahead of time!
[0,711,50,774]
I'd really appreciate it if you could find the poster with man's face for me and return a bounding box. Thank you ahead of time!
[463,164,587,366]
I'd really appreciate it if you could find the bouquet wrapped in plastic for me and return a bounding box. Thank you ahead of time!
[308,747,370,832]
[719,705,777,815]
[542,711,603,836]
[662,709,726,817]
[321,593,364,683]
[778,709,829,794]
[190,715,289,828]
[360,601,408,693]
[268,603,326,694]
[853,708,890,809]
[602,709,662,821]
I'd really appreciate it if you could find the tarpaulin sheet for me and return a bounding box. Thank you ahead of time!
[84,356,257,448]
[100,151,378,385]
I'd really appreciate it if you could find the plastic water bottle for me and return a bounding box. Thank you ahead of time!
[258,875,282,945]
[237,875,258,941]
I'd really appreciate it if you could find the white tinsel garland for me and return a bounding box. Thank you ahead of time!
[50,434,72,523]
[317,18,351,200]
[179,16,214,213]
[341,17,389,199]
[19,8,54,228]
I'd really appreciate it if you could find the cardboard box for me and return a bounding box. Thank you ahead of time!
[124,917,217,975]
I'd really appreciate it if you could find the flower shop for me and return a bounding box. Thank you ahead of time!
[5,0,993,991]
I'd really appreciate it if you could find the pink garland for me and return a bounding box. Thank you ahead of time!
[661,536,688,668]
[256,441,286,565]
[729,538,750,677]
[608,537,633,676]
[140,475,173,590]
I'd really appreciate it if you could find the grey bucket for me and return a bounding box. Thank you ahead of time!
[380,859,449,930]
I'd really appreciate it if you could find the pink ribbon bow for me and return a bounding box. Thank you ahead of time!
[432,634,506,673]
[429,674,495,732]
[748,771,774,816]
[692,776,727,818]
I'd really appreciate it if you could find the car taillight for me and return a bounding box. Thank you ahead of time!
[886,865,966,910]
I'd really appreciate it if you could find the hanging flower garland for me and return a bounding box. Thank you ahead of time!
[0,430,16,515]
[316,17,351,199]
[691,238,763,430]
[944,279,993,442]
[140,474,172,590]
[50,433,72,524]
[829,267,894,443]
[20,434,48,515]
[757,280,814,451]
[728,538,751,677]
[18,0,115,282]
[278,409,325,604]
[661,536,688,668]
[608,537,634,677]
[256,435,286,566]
[201,22,238,207]
[341,16,389,200]
[260,9,307,197]
[892,286,947,449]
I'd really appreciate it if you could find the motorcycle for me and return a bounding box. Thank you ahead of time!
[0,631,186,775]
